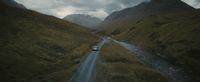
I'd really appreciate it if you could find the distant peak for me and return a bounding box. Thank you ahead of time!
[63,14,102,28]
[0,0,26,9]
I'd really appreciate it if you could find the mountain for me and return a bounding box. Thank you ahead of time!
[116,10,200,82]
[95,0,200,81]
[63,14,102,29]
[0,1,99,82]
[105,0,194,21]
[0,0,26,9]
[97,0,195,33]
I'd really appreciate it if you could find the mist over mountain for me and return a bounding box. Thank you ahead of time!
[107,0,194,20]
[63,14,102,29]
[0,0,26,9]
[97,0,195,31]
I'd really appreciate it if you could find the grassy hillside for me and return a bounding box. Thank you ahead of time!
[0,4,99,82]
[96,0,194,35]
[96,42,168,82]
[116,10,200,82]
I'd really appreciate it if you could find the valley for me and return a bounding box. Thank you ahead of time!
[0,0,200,82]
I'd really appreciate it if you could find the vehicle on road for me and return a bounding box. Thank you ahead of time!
[92,46,99,51]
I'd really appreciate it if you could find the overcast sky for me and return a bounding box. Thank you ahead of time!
[15,0,200,19]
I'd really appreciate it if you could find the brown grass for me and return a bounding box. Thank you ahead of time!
[0,4,100,82]
[116,11,200,81]
[95,42,169,82]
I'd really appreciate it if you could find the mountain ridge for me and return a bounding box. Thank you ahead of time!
[106,0,194,21]
[63,14,102,29]
[115,10,200,82]
[0,1,99,82]
[97,0,195,32]
[0,0,26,9]
[95,1,200,81]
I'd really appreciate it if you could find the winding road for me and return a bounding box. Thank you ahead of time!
[69,38,107,82]
[69,37,188,82]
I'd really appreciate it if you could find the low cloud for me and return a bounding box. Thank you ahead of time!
[182,0,200,8]
[15,0,146,19]
[15,0,200,19]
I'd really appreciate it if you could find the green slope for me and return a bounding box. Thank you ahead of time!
[0,3,99,82]
[117,10,200,82]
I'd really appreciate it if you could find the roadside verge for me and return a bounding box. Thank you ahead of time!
[95,42,169,82]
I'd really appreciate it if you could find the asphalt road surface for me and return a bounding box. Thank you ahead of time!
[69,37,188,82]
[69,38,107,82]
